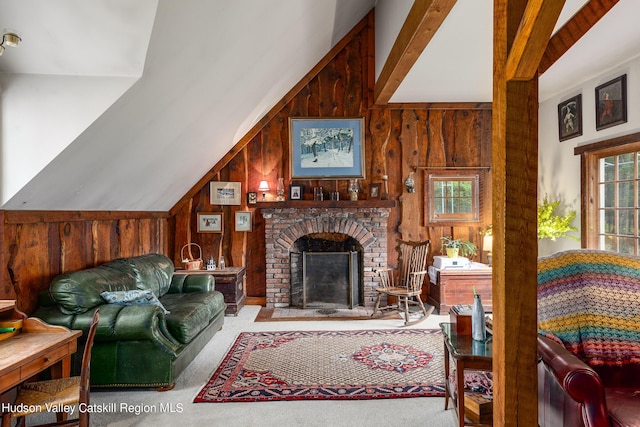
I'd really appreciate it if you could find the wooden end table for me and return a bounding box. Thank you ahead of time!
[174,267,246,315]
[440,322,493,427]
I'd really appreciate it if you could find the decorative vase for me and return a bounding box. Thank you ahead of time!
[472,293,487,341]
[276,178,285,201]
[349,179,359,201]
[446,247,459,258]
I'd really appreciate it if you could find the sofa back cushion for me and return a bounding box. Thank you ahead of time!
[105,254,174,297]
[50,253,174,315]
[538,249,640,367]
[50,264,139,314]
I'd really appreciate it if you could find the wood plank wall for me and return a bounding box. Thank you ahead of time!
[1,10,493,311]
[0,210,170,313]
[172,12,493,304]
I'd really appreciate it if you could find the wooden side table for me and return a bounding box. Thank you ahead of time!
[440,322,493,427]
[174,267,246,316]
[428,268,492,314]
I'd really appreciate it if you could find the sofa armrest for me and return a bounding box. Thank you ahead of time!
[537,335,611,427]
[169,274,215,294]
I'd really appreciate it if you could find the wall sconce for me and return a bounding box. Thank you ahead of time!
[258,180,270,201]
[404,172,415,193]
[0,32,21,56]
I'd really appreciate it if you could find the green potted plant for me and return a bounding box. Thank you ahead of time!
[440,236,477,258]
[537,196,578,241]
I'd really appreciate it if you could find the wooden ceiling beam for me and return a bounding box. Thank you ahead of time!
[539,0,620,75]
[373,0,457,105]
[506,0,566,81]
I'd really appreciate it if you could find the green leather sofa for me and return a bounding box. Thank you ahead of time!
[33,254,226,390]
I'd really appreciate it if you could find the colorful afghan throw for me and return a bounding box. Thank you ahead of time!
[538,249,640,366]
[194,329,445,403]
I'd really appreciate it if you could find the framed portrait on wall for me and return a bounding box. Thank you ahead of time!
[289,117,365,179]
[596,74,627,131]
[557,94,582,141]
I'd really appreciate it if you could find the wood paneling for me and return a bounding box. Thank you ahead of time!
[172,11,492,302]
[1,210,170,314]
[2,10,493,313]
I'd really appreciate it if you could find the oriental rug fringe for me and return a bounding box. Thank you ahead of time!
[194,329,445,403]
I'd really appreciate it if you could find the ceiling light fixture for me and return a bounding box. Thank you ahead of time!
[0,32,22,56]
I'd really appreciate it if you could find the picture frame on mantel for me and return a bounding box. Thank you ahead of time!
[596,74,627,131]
[290,184,302,200]
[557,94,582,141]
[289,117,365,179]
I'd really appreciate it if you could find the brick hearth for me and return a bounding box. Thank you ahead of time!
[260,201,395,308]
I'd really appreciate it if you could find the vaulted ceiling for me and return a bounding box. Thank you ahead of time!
[1,0,637,210]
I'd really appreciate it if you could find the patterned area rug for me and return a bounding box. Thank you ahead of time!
[194,329,445,403]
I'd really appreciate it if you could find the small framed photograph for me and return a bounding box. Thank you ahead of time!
[235,211,252,232]
[557,94,582,141]
[596,74,627,131]
[197,212,223,233]
[289,117,365,179]
[210,181,242,205]
[247,192,258,205]
[369,183,381,199]
[290,184,302,200]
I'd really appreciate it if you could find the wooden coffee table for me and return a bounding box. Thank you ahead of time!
[440,322,493,427]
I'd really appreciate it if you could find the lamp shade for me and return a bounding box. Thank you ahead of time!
[258,180,270,192]
[483,234,493,252]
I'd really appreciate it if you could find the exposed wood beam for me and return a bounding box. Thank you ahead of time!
[373,0,457,105]
[540,0,620,75]
[493,0,539,425]
[506,0,566,81]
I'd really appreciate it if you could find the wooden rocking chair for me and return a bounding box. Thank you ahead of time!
[372,239,433,325]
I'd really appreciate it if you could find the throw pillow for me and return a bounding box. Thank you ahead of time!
[100,289,170,314]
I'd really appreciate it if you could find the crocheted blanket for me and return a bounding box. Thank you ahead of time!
[537,249,640,367]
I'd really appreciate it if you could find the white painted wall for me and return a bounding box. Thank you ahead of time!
[374,0,413,80]
[538,54,640,256]
[0,74,136,205]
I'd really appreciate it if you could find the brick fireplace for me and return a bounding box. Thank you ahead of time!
[260,200,395,308]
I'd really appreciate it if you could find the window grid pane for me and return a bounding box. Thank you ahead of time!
[597,150,640,255]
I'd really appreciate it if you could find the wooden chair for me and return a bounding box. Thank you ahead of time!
[2,309,100,427]
[372,239,432,325]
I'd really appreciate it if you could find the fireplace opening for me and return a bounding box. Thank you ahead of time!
[290,234,363,309]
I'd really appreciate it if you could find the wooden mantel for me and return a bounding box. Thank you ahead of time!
[255,200,397,209]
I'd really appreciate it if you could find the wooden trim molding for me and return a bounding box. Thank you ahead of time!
[4,210,169,225]
[574,131,640,156]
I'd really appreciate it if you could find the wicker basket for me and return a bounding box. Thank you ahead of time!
[181,243,203,270]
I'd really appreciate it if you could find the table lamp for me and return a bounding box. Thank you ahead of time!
[483,234,493,266]
[258,180,270,201]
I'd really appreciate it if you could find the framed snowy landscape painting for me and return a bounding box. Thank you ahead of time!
[289,117,365,179]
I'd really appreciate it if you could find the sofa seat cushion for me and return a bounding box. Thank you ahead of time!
[161,292,225,344]
[605,388,640,427]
